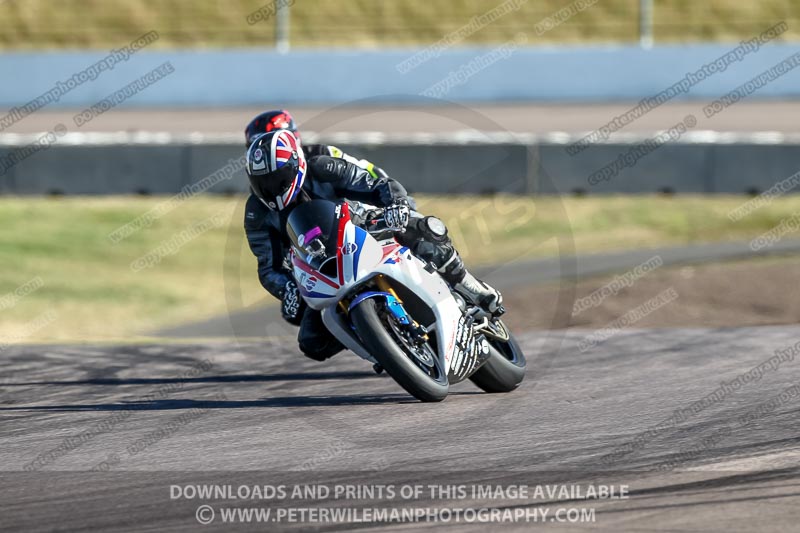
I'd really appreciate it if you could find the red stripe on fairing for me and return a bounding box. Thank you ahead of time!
[381,243,401,259]
[336,204,351,285]
[292,255,340,289]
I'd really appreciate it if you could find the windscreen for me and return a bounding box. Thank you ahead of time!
[286,199,341,269]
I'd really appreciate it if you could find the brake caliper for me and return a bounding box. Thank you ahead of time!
[384,295,428,345]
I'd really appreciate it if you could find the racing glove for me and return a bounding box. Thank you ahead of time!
[281,280,306,326]
[382,201,410,232]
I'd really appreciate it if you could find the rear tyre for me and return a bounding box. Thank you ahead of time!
[350,298,449,402]
[469,326,526,393]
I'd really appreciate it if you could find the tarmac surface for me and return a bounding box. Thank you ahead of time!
[1,326,799,531]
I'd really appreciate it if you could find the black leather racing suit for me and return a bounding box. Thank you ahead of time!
[245,153,466,361]
[302,143,389,183]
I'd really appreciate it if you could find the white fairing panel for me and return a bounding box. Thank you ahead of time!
[293,224,461,373]
[291,222,383,311]
[372,247,462,374]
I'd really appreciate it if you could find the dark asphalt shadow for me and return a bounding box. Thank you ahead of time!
[0,391,484,411]
[2,371,377,387]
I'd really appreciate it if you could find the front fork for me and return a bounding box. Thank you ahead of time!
[345,275,429,344]
[375,276,430,342]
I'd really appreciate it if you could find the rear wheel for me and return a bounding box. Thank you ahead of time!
[469,321,526,393]
[350,298,449,402]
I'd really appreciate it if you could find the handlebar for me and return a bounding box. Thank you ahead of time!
[363,209,392,235]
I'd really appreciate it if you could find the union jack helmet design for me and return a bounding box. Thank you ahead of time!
[246,130,306,211]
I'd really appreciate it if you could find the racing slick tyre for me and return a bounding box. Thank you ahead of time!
[350,298,449,402]
[469,326,526,393]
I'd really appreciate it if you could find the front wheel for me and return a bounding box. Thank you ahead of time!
[469,323,526,393]
[350,298,449,402]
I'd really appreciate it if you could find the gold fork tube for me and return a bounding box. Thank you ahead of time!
[375,275,401,301]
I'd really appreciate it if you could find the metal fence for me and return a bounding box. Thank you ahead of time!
[0,0,798,51]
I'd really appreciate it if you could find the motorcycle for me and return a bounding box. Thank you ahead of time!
[287,199,526,402]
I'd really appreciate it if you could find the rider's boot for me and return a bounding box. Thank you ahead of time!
[454,271,504,315]
[438,251,504,315]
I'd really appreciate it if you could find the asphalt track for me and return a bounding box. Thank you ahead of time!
[1,324,799,531]
[5,101,800,135]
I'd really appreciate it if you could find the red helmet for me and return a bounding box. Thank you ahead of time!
[244,110,299,147]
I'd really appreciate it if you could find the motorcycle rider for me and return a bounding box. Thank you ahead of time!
[244,128,503,362]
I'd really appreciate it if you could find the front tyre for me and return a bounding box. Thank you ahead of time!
[470,325,526,393]
[350,298,449,402]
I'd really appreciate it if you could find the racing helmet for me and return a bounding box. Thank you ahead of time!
[246,130,306,211]
[244,109,299,147]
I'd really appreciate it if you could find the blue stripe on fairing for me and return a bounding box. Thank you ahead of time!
[352,227,367,276]
[348,291,393,312]
[383,246,409,265]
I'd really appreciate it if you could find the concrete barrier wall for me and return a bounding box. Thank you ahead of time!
[2,43,800,107]
[2,135,800,195]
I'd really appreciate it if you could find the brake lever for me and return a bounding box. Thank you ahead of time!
[365,215,390,234]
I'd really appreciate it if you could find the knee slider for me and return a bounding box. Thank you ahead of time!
[419,216,449,243]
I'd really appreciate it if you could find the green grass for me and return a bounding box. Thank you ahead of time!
[2,194,800,343]
[0,0,798,49]
[0,196,250,342]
